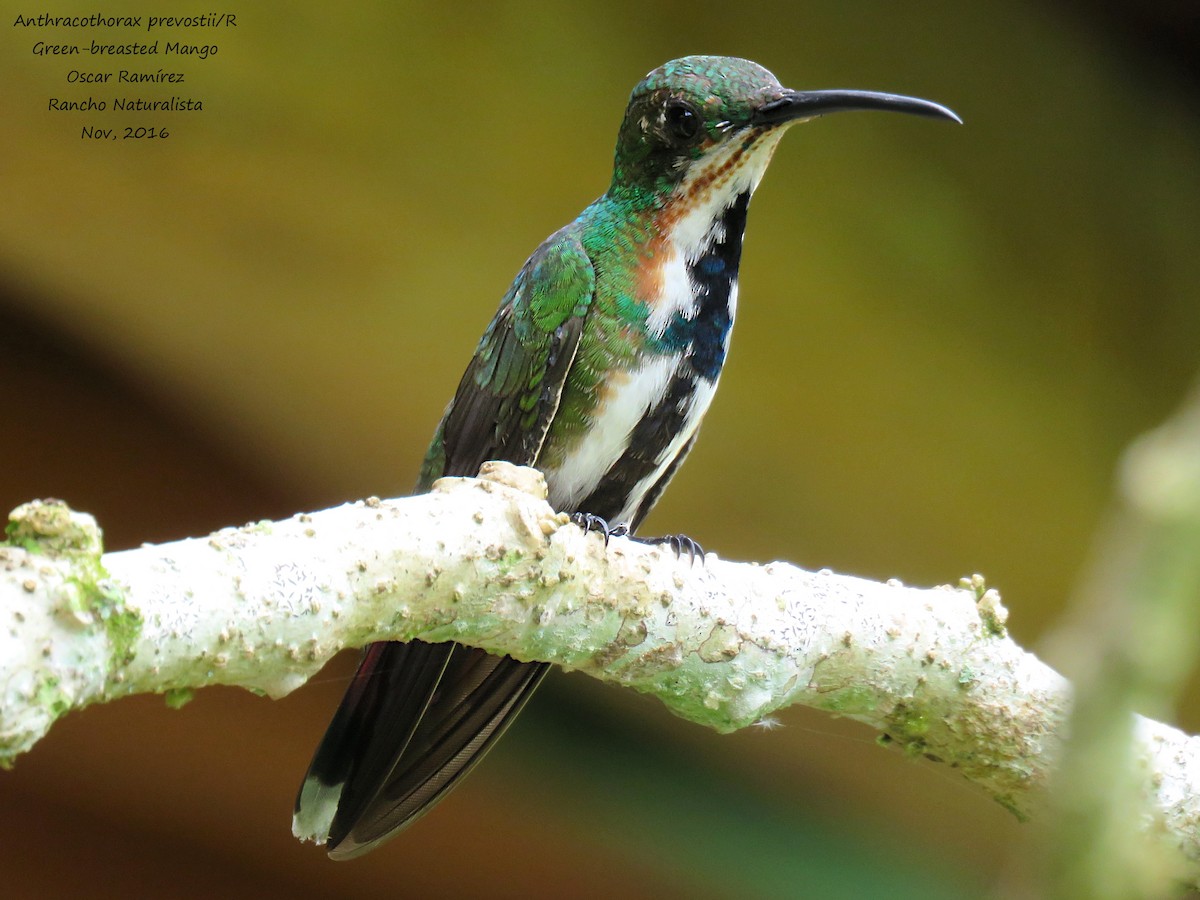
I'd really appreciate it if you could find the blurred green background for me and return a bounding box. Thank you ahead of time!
[2,1,1198,897]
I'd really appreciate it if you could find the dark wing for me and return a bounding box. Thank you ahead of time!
[295,233,595,858]
[416,232,594,491]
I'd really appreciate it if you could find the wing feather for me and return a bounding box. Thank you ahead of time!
[296,232,595,856]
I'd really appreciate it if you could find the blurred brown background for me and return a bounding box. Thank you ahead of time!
[2,1,1198,897]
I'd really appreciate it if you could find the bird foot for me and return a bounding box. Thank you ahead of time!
[569,512,625,546]
[628,532,704,565]
[569,513,702,564]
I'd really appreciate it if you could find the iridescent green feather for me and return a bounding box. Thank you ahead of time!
[416,233,596,490]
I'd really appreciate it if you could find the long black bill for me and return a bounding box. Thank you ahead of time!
[753,89,961,126]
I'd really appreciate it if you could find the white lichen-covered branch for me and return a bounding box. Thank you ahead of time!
[2,461,1199,880]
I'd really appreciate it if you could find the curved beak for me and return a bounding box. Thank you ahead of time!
[753,89,961,126]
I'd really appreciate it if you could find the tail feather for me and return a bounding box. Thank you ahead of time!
[295,640,548,859]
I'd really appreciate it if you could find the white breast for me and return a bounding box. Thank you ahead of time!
[543,353,680,512]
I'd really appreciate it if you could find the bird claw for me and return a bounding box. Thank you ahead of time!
[626,532,704,565]
[570,514,702,564]
[570,512,625,546]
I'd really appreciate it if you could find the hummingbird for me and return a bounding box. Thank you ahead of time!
[294,55,958,858]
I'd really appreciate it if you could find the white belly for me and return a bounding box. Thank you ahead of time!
[543,352,719,523]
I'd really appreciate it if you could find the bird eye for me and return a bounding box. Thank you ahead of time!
[665,101,701,142]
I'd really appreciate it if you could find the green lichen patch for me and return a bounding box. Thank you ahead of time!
[886,700,935,758]
[498,548,527,571]
[63,563,142,673]
[816,684,878,716]
[976,589,1009,637]
[5,500,103,556]
[959,574,1008,637]
[164,687,195,709]
[6,501,143,672]
[35,675,71,720]
[92,580,143,670]
[0,676,74,767]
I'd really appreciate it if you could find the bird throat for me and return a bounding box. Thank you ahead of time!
[642,125,785,355]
